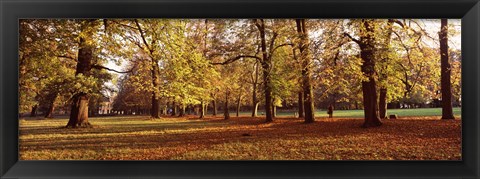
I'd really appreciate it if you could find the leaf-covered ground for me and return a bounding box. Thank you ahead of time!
[19,115,461,160]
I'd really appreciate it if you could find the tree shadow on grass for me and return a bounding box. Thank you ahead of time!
[19,116,461,160]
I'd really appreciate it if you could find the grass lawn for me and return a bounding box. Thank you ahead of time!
[19,110,461,160]
[231,107,462,118]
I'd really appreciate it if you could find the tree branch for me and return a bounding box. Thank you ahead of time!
[388,19,405,28]
[210,55,261,65]
[343,32,362,45]
[110,20,140,31]
[92,64,134,74]
[271,43,294,54]
[268,32,278,55]
[134,19,153,55]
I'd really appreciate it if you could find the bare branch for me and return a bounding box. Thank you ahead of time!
[134,19,153,55]
[271,43,294,54]
[343,32,361,45]
[210,55,261,65]
[110,20,140,31]
[268,32,278,55]
[388,19,405,28]
[92,64,134,74]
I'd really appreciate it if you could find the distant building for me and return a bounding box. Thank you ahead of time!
[99,97,113,115]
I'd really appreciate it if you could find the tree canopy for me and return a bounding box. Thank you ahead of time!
[19,19,461,128]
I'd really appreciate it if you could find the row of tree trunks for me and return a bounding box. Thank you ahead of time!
[178,105,186,117]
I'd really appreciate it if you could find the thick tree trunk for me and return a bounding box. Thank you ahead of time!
[44,102,55,118]
[30,105,37,117]
[344,20,383,127]
[439,19,455,120]
[361,75,382,127]
[296,19,315,123]
[298,92,304,118]
[359,21,382,127]
[66,30,94,128]
[67,93,91,128]
[379,88,388,119]
[151,93,160,118]
[224,90,230,120]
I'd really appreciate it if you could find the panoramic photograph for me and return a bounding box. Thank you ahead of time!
[19,19,461,160]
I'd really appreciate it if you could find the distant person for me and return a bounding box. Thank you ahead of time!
[327,105,334,118]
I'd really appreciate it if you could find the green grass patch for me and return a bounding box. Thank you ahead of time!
[229,107,461,118]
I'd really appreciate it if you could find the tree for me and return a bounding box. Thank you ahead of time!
[213,19,295,122]
[112,56,152,115]
[345,20,382,127]
[66,19,128,128]
[66,20,97,127]
[295,19,315,123]
[19,19,77,117]
[377,20,394,119]
[439,19,455,120]
[312,20,362,111]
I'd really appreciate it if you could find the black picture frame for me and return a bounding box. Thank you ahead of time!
[1,0,479,178]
